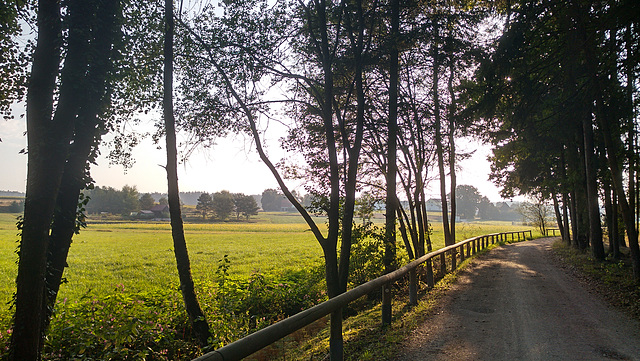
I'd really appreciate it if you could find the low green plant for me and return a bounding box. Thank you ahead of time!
[348,223,385,288]
[43,286,201,360]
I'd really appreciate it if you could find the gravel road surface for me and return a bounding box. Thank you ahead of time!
[395,238,640,361]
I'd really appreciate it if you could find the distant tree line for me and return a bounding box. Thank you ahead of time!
[83,185,167,216]
[450,184,520,222]
[84,185,140,215]
[196,191,259,221]
[0,199,24,213]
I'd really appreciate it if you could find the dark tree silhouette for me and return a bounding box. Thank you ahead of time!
[163,0,211,346]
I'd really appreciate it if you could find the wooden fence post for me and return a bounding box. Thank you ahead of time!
[440,252,447,275]
[382,283,391,325]
[426,259,434,288]
[451,247,457,270]
[409,269,417,306]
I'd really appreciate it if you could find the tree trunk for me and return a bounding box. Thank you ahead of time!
[10,1,63,359]
[604,180,614,253]
[433,19,453,246]
[561,191,571,244]
[559,149,572,245]
[383,0,399,325]
[600,122,640,279]
[582,113,605,260]
[604,180,621,259]
[569,189,581,248]
[41,0,117,338]
[552,193,564,239]
[570,141,589,249]
[575,2,640,278]
[447,62,457,243]
[164,0,211,346]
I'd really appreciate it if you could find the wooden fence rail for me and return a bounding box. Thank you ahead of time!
[545,228,560,236]
[193,230,533,361]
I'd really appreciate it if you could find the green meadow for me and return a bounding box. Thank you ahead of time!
[0,212,531,359]
[0,212,326,319]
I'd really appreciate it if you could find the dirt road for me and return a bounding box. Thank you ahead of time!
[396,238,640,361]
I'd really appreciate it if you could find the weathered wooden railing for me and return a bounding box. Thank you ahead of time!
[193,230,533,361]
[545,228,560,236]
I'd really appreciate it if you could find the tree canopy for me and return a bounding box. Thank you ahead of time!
[6,0,640,359]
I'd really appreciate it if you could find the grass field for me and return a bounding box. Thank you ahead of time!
[0,211,532,358]
[0,212,326,319]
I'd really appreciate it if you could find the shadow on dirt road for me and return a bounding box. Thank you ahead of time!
[396,238,640,361]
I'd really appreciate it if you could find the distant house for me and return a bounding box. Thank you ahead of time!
[495,202,510,212]
[279,197,294,212]
[135,210,155,219]
[150,204,170,218]
[426,198,442,212]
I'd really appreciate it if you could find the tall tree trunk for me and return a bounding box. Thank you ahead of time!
[433,18,453,246]
[604,180,621,259]
[11,1,66,359]
[559,149,572,244]
[569,188,581,248]
[163,0,211,346]
[552,193,564,239]
[41,1,118,339]
[575,2,640,278]
[600,120,640,279]
[582,114,605,260]
[447,62,457,242]
[383,0,399,325]
[625,26,636,234]
[603,180,614,252]
[571,142,590,249]
[562,191,571,244]
[397,207,415,259]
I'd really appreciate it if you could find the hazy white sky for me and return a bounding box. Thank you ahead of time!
[0,108,510,201]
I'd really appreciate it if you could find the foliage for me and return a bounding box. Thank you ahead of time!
[516,199,554,235]
[212,191,234,221]
[461,0,640,273]
[84,185,141,216]
[355,194,377,225]
[233,194,259,221]
[0,0,29,121]
[1,263,326,360]
[195,192,213,220]
[42,287,201,360]
[210,255,326,345]
[121,185,141,216]
[260,189,282,212]
[139,193,156,210]
[453,184,482,220]
[347,223,385,289]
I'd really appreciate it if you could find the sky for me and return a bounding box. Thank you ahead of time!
[0,107,512,202]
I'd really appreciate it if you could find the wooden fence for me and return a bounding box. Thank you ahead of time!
[193,230,533,361]
[545,228,560,236]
